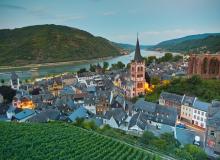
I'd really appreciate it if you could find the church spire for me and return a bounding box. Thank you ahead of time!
[134,34,143,62]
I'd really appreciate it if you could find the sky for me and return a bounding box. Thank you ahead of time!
[0,0,220,45]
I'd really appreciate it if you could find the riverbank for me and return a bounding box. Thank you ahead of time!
[0,56,115,71]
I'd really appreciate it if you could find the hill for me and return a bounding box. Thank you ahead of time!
[152,33,220,53]
[0,122,157,160]
[0,24,121,66]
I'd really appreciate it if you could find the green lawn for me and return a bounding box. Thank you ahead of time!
[0,122,158,160]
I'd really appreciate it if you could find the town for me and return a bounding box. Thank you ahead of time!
[1,37,220,159]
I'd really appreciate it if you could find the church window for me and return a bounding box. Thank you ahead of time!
[137,83,143,88]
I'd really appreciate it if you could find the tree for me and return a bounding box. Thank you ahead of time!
[1,79,5,85]
[89,64,96,72]
[140,131,156,145]
[77,68,87,74]
[164,53,173,61]
[111,61,125,70]
[0,86,16,103]
[184,144,207,160]
[187,75,202,85]
[151,76,161,85]
[126,63,131,69]
[103,62,109,70]
[117,61,125,69]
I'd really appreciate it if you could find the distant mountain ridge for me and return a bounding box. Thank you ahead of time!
[152,33,220,53]
[0,24,121,66]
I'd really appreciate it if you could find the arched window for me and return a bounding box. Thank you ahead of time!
[209,58,219,75]
[202,57,208,74]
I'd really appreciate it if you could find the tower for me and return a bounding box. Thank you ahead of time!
[130,36,146,97]
[10,72,20,90]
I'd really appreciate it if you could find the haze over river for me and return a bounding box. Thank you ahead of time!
[0,50,179,81]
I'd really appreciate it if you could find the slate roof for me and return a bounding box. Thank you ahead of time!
[11,72,18,80]
[154,104,177,126]
[182,96,196,106]
[131,100,178,128]
[134,37,143,62]
[68,107,88,122]
[160,92,183,105]
[104,108,127,126]
[28,109,60,122]
[193,100,210,112]
[133,98,156,113]
[14,109,35,120]
[128,112,149,130]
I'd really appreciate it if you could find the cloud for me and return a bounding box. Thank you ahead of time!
[103,11,117,16]
[0,4,26,10]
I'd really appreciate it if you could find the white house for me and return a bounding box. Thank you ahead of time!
[192,100,210,129]
[103,108,127,129]
[180,96,196,123]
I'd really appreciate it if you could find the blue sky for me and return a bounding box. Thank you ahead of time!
[0,0,220,44]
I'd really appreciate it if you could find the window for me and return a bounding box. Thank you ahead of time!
[210,130,215,136]
[194,115,196,119]
[137,74,143,78]
[198,111,200,114]
[197,116,200,120]
[201,117,203,121]
[194,110,197,113]
[201,112,204,116]
[132,67,135,71]
[137,83,143,88]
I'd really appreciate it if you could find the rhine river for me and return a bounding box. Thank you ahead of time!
[0,50,178,81]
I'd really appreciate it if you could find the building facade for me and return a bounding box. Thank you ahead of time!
[129,37,146,97]
[188,53,220,79]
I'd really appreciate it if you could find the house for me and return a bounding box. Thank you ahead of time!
[14,109,36,122]
[10,72,20,90]
[0,94,3,103]
[68,107,89,122]
[180,96,196,123]
[28,109,60,122]
[133,98,156,114]
[84,94,97,114]
[103,108,127,129]
[129,99,177,136]
[159,91,184,117]
[192,99,210,129]
[205,101,220,155]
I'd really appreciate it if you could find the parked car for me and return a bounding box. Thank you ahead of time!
[176,123,186,129]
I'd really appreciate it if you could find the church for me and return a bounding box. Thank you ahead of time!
[114,36,148,98]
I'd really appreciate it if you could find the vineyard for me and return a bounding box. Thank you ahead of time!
[0,122,159,160]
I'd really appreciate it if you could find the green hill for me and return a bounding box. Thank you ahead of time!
[152,33,220,53]
[0,122,157,160]
[0,24,121,66]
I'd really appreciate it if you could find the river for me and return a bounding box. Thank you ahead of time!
[0,50,178,81]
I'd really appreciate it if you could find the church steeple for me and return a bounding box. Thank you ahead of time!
[134,34,143,62]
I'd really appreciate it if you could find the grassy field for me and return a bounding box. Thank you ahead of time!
[0,122,159,160]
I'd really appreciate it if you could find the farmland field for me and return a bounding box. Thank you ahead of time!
[0,122,159,160]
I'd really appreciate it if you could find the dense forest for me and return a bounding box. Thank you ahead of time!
[152,33,220,53]
[0,24,121,66]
